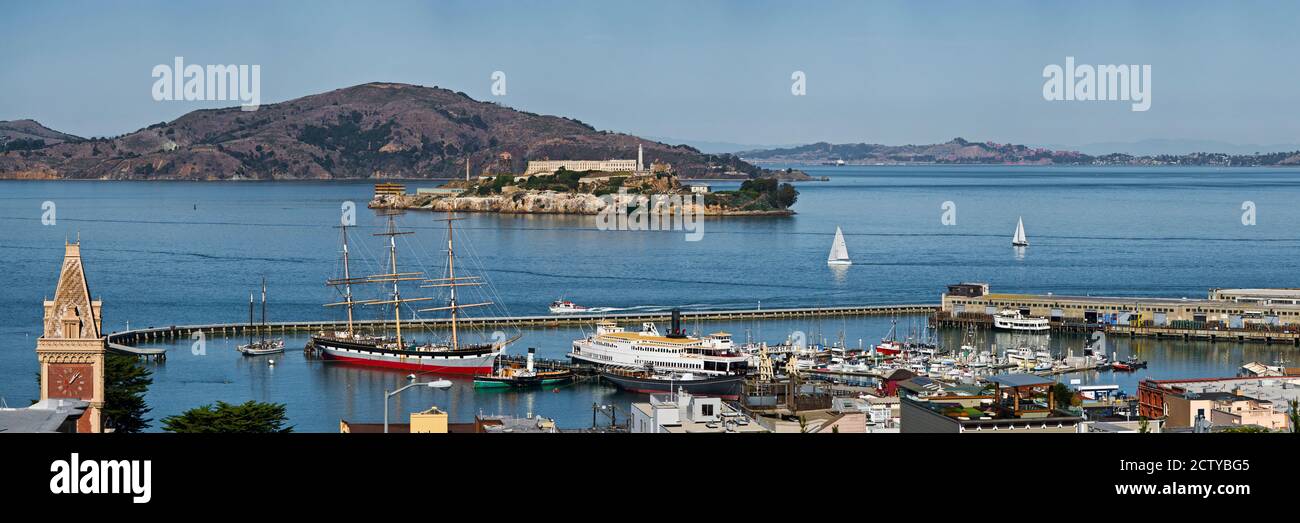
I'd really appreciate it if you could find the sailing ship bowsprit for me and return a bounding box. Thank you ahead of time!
[310,212,514,374]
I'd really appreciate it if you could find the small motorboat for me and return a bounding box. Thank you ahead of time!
[1111,361,1135,372]
[549,300,590,314]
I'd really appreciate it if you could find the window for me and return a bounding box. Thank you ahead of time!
[700,404,714,417]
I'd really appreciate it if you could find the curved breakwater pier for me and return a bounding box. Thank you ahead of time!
[105,304,941,356]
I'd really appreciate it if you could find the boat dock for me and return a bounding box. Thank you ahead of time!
[106,304,938,350]
[104,304,935,346]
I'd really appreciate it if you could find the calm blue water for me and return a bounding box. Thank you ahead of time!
[4,166,1300,430]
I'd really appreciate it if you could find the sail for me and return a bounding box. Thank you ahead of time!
[828,226,851,264]
[1013,217,1028,246]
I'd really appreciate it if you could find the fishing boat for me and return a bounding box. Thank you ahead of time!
[1012,216,1029,247]
[1111,361,1135,372]
[237,278,285,356]
[827,226,852,265]
[311,212,517,375]
[549,300,590,314]
[599,367,744,400]
[874,320,903,355]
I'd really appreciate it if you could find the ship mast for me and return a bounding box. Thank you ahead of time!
[340,225,354,334]
[418,214,491,351]
[448,218,458,350]
[326,212,432,348]
[260,277,267,343]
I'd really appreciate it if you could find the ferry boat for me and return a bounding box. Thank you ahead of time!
[992,309,1051,332]
[569,308,748,378]
[549,300,590,314]
[237,278,285,356]
[311,213,516,375]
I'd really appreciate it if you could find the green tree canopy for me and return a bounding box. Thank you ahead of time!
[102,354,153,433]
[161,400,293,433]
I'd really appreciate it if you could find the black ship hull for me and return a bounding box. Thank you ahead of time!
[600,371,744,399]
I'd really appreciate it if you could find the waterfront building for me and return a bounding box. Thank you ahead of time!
[900,374,1084,433]
[1082,419,1164,433]
[1138,376,1299,431]
[373,182,406,197]
[340,411,559,433]
[415,187,466,196]
[630,389,766,433]
[941,283,1300,328]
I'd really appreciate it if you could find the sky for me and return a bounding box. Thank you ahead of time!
[2,0,1297,149]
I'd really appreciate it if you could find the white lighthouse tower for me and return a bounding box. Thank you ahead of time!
[637,144,644,173]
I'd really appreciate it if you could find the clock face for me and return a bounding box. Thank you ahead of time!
[49,364,93,400]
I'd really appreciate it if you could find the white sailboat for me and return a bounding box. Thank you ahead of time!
[1012,217,1029,247]
[827,226,852,265]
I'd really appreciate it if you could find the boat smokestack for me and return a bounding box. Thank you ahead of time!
[527,347,535,373]
[668,308,685,338]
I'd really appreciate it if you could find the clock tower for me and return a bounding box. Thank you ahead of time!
[36,240,107,433]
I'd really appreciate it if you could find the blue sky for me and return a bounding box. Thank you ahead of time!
[2,0,1297,148]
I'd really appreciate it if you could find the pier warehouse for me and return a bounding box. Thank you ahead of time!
[940,283,1300,328]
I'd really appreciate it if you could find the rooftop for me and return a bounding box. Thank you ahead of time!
[0,399,88,433]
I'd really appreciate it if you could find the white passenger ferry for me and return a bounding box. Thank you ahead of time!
[569,310,748,376]
[992,309,1051,332]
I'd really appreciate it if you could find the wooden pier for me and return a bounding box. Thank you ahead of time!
[106,304,939,351]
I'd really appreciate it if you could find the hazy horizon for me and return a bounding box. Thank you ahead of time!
[3,0,1297,149]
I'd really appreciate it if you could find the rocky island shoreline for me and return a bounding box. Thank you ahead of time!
[369,169,799,216]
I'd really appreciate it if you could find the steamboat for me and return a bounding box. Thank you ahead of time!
[570,309,748,396]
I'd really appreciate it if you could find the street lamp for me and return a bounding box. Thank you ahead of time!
[385,379,452,433]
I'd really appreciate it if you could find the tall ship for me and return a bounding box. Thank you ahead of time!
[570,309,748,397]
[311,212,516,374]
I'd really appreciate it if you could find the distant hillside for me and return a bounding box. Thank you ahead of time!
[0,83,771,180]
[0,119,82,149]
[740,138,1300,167]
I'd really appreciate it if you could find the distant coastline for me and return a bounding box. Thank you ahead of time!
[739,138,1300,168]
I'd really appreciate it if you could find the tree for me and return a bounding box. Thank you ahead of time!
[1289,399,1299,434]
[1049,382,1075,408]
[161,400,293,433]
[102,354,153,433]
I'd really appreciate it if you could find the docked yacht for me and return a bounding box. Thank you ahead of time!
[992,309,1051,332]
[569,309,748,377]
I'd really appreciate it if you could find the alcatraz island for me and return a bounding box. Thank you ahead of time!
[370,145,802,216]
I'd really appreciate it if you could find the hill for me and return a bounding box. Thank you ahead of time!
[0,83,771,180]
